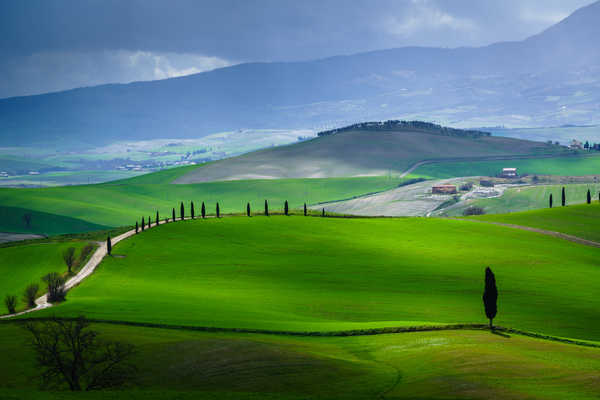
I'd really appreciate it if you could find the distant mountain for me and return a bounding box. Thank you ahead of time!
[1,1,600,148]
[173,122,568,183]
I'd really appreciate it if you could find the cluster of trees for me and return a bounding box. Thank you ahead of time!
[549,187,597,208]
[317,120,490,139]
[4,244,95,315]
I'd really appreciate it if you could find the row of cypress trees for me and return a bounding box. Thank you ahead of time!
[549,187,598,208]
[132,200,329,236]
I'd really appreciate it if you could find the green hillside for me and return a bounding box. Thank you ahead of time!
[0,241,90,313]
[414,154,600,179]
[0,323,599,400]
[23,216,600,341]
[174,129,567,183]
[0,206,108,236]
[469,202,600,242]
[0,176,407,234]
[445,183,600,217]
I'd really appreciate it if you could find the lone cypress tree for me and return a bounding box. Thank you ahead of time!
[141,217,145,231]
[265,200,269,216]
[304,203,307,216]
[180,202,185,221]
[201,202,206,219]
[247,202,251,217]
[191,201,195,219]
[216,202,220,218]
[156,211,159,226]
[562,187,566,206]
[322,208,325,217]
[587,189,591,204]
[482,267,498,329]
[135,221,139,234]
[107,236,112,256]
[172,208,176,222]
[549,194,553,208]
[284,200,289,216]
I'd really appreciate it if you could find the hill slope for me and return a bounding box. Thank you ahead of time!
[29,216,600,341]
[175,125,567,183]
[2,1,600,147]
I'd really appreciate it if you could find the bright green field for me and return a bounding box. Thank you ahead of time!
[414,155,600,179]
[22,216,600,342]
[0,206,108,236]
[447,183,600,216]
[470,202,600,243]
[0,322,599,399]
[0,176,407,234]
[0,241,89,313]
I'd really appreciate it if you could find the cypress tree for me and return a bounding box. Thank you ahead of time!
[587,189,591,204]
[141,217,145,231]
[322,208,325,217]
[156,211,159,225]
[216,202,220,218]
[265,200,269,216]
[107,236,112,256]
[549,194,553,208]
[201,202,206,219]
[304,203,307,216]
[180,202,185,221]
[482,267,498,329]
[191,201,195,219]
[284,200,289,216]
[247,202,251,217]
[148,216,151,227]
[135,221,139,234]
[172,208,176,222]
[562,187,566,206]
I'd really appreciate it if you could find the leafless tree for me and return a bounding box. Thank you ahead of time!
[25,316,137,391]
[22,213,32,228]
[42,272,66,302]
[63,247,76,274]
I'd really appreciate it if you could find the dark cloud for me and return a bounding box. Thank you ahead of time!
[0,0,595,97]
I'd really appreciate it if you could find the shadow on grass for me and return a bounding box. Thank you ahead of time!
[491,329,511,338]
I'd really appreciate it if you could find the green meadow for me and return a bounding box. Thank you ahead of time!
[0,322,599,400]
[447,183,600,216]
[414,154,600,179]
[0,241,90,313]
[471,202,600,242]
[0,176,407,234]
[21,216,600,342]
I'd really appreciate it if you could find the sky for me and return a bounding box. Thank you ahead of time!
[0,0,596,99]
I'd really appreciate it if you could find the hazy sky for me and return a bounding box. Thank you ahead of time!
[0,0,596,98]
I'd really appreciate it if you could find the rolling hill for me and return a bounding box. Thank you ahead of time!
[2,1,600,148]
[174,122,568,183]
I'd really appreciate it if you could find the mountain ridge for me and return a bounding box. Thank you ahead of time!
[1,1,600,148]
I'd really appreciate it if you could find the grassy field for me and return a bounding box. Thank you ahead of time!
[175,129,566,183]
[15,216,599,342]
[0,206,108,236]
[0,176,408,234]
[0,241,91,313]
[414,154,600,179]
[0,322,600,399]
[469,202,600,242]
[444,183,600,216]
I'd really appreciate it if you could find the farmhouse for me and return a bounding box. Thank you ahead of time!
[432,184,457,194]
[501,167,517,178]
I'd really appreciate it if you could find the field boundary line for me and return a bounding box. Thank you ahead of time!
[451,217,600,248]
[3,318,600,349]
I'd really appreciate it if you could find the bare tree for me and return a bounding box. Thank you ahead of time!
[43,273,66,303]
[25,316,136,391]
[4,294,17,314]
[22,213,32,228]
[24,283,39,308]
[63,247,76,274]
